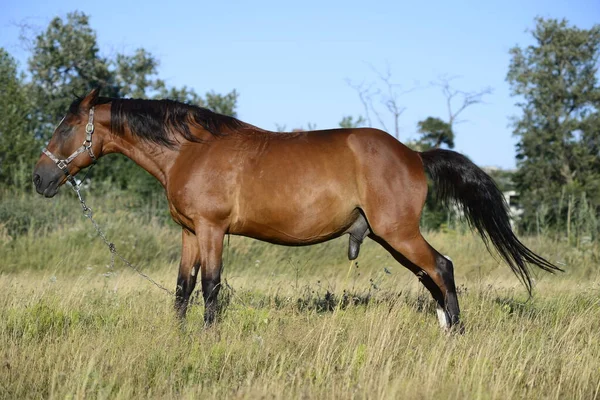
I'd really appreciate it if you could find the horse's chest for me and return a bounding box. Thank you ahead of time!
[166,184,233,231]
[167,200,194,231]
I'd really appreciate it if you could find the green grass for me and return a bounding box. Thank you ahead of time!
[1,190,600,399]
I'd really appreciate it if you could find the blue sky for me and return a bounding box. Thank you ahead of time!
[1,0,598,169]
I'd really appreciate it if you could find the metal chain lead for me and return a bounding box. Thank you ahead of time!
[70,181,174,296]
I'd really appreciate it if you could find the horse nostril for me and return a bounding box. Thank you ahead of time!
[33,174,41,187]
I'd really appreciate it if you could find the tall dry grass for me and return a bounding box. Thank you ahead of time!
[1,189,599,399]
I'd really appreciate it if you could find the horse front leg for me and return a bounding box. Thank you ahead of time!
[196,224,225,327]
[175,229,200,320]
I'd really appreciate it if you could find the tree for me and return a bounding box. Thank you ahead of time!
[414,77,492,151]
[432,76,492,129]
[507,17,600,238]
[0,49,39,188]
[484,168,516,193]
[415,117,454,150]
[204,90,239,117]
[339,115,365,129]
[114,48,164,98]
[27,12,115,137]
[347,64,418,139]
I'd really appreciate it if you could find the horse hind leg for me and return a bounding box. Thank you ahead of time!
[346,212,370,260]
[372,233,460,331]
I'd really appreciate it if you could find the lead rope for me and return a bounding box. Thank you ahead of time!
[70,179,174,296]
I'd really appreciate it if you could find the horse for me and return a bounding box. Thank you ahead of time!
[32,87,561,330]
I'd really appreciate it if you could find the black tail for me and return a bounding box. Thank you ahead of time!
[420,148,562,293]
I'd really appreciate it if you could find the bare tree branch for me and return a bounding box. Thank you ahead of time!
[345,79,375,127]
[369,89,390,133]
[369,63,420,138]
[15,20,41,53]
[432,75,493,127]
[346,63,420,139]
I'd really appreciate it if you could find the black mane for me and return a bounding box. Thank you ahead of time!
[70,96,246,147]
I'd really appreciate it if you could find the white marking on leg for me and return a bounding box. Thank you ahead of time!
[190,265,197,277]
[436,306,450,330]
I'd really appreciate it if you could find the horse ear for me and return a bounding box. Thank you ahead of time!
[79,87,101,111]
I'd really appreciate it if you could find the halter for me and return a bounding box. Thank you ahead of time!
[42,108,97,184]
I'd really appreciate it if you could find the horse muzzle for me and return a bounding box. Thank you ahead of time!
[32,163,64,198]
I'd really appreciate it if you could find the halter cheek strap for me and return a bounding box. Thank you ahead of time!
[42,108,97,184]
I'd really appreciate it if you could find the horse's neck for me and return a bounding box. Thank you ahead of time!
[104,135,179,188]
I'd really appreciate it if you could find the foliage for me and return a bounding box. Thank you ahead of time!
[415,116,454,150]
[507,17,600,241]
[27,11,115,130]
[0,49,39,188]
[338,115,366,129]
[203,90,239,117]
[485,168,516,193]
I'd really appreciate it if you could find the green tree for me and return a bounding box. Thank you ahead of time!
[485,168,516,193]
[415,117,454,150]
[507,17,600,238]
[204,90,239,116]
[414,76,491,152]
[0,49,39,188]
[114,48,164,98]
[28,11,114,137]
[339,115,365,129]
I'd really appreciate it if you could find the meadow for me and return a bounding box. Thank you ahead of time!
[1,188,600,399]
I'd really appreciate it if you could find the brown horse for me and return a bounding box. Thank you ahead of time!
[33,88,561,330]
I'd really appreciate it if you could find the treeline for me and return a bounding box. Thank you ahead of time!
[0,13,599,240]
[507,18,600,243]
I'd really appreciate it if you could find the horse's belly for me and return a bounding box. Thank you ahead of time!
[231,220,350,245]
[230,198,359,246]
[230,139,360,244]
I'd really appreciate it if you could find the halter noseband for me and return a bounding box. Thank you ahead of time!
[42,107,97,184]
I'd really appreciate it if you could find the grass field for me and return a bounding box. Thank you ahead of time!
[1,189,600,399]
